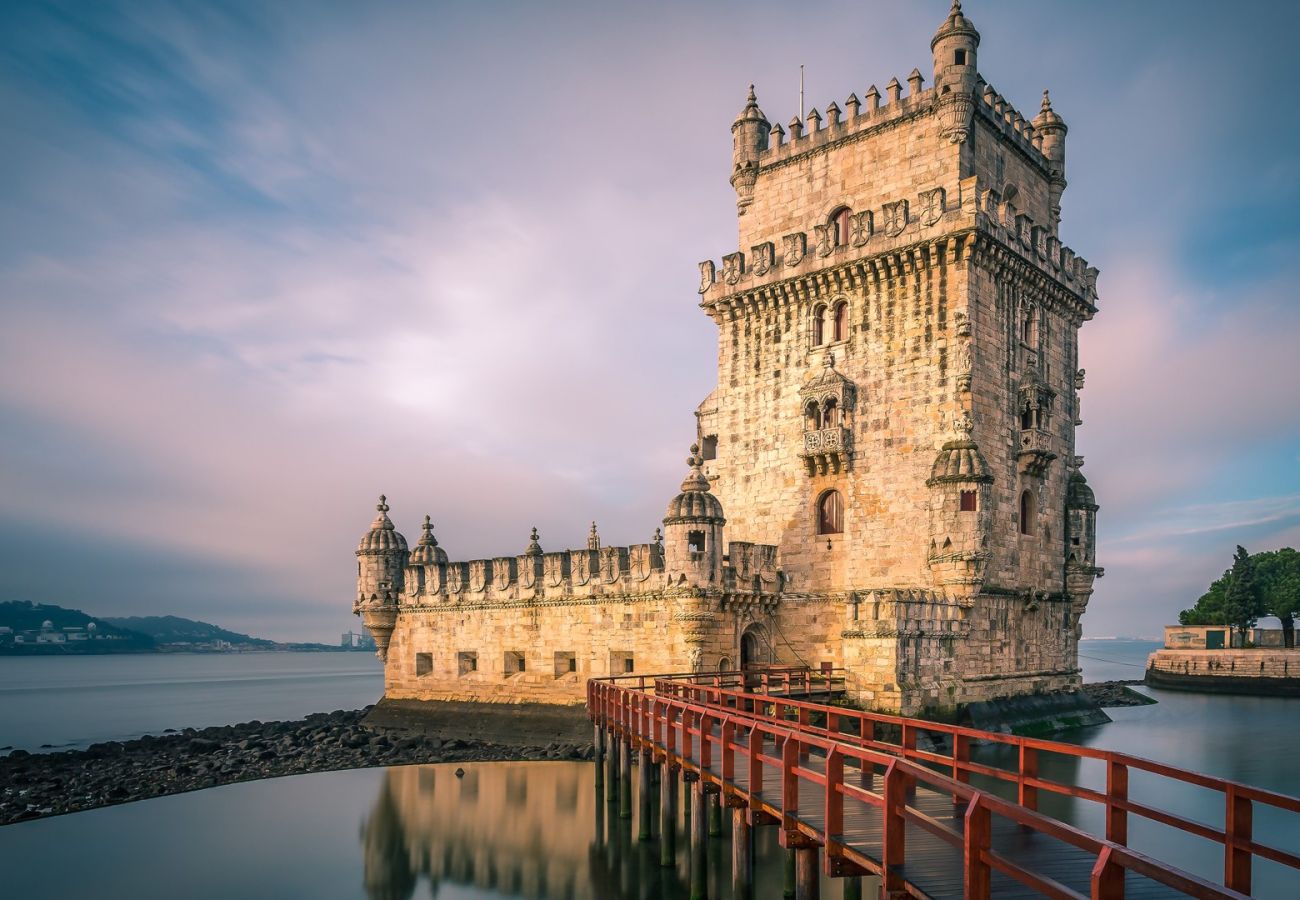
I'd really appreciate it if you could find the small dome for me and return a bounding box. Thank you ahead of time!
[1032,90,1066,131]
[664,445,726,525]
[356,495,409,555]
[732,84,769,126]
[927,439,993,485]
[1067,470,1097,509]
[931,0,980,51]
[408,515,448,565]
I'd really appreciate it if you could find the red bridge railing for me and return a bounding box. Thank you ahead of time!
[588,668,1300,899]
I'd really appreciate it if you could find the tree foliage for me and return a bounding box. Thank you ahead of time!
[1179,546,1300,646]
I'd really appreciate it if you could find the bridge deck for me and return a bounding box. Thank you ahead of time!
[661,719,1183,899]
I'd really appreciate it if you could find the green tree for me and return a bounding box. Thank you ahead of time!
[1179,570,1228,626]
[1255,547,1300,648]
[1221,545,1264,646]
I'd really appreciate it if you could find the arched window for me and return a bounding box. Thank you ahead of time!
[812,304,828,346]
[830,207,851,248]
[805,401,822,430]
[823,397,839,428]
[1019,490,1035,535]
[817,490,844,535]
[832,302,848,342]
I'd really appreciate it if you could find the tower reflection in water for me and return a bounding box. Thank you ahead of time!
[360,761,869,899]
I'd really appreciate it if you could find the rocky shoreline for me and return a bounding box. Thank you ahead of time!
[0,707,595,827]
[2,682,1155,827]
[1080,679,1157,708]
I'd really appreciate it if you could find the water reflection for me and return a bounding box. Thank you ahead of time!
[360,761,867,900]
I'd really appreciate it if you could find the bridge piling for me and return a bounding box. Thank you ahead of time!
[708,792,722,837]
[619,738,632,819]
[795,845,820,900]
[782,848,796,898]
[638,749,653,841]
[660,764,677,867]
[690,779,708,900]
[731,807,752,899]
[594,723,604,792]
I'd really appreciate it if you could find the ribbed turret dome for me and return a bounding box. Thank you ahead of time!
[357,495,409,555]
[732,84,769,126]
[931,0,980,50]
[1067,470,1097,509]
[664,445,726,524]
[1032,90,1066,130]
[408,515,448,565]
[927,439,993,484]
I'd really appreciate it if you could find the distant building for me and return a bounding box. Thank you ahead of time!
[341,630,376,650]
[1163,625,1285,650]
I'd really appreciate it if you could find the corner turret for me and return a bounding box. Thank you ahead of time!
[1032,90,1068,227]
[1065,460,1102,618]
[931,0,980,143]
[730,85,770,214]
[925,414,992,601]
[354,495,408,661]
[662,444,726,586]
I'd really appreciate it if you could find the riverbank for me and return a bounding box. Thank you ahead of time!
[1,707,596,826]
[2,681,1153,826]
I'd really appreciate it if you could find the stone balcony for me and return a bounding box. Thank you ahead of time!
[802,426,852,475]
[1017,427,1057,477]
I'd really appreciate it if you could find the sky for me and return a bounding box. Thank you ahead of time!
[1,0,1297,643]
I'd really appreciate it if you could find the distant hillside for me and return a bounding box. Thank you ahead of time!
[102,615,274,647]
[0,600,154,651]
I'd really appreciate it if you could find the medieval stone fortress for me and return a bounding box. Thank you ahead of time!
[354,1,1103,717]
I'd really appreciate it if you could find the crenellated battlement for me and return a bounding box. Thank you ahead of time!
[394,534,781,608]
[698,174,1097,312]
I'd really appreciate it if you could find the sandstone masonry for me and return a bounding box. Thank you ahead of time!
[353,1,1103,717]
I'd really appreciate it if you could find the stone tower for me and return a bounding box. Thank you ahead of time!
[696,0,1101,710]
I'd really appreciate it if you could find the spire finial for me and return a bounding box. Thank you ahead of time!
[588,521,600,551]
[747,83,757,103]
[525,526,542,556]
[1041,89,1052,112]
[653,526,663,545]
[377,494,389,513]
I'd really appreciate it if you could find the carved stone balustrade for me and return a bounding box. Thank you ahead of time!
[801,426,852,475]
[1017,427,1057,477]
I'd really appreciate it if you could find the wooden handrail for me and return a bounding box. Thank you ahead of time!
[588,673,1286,899]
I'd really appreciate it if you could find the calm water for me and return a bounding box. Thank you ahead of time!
[1,641,1298,897]
[0,651,383,751]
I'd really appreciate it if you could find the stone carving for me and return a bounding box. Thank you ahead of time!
[850,210,874,247]
[783,231,807,267]
[919,187,945,226]
[883,199,909,236]
[813,223,833,258]
[698,260,715,294]
[750,241,774,276]
[722,251,744,285]
[687,646,704,673]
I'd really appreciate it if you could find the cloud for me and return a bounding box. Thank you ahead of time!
[1,1,1298,643]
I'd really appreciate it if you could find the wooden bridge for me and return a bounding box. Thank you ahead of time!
[587,667,1300,899]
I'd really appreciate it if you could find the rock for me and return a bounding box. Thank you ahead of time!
[188,739,221,754]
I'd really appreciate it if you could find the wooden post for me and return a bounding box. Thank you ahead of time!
[1105,760,1128,845]
[842,876,862,900]
[881,762,907,896]
[607,727,619,804]
[660,765,678,867]
[690,780,708,900]
[1225,786,1253,895]
[708,791,723,837]
[731,807,752,900]
[963,794,991,899]
[639,749,654,841]
[783,848,796,898]
[1018,744,1038,811]
[1090,845,1124,899]
[594,723,605,793]
[795,845,820,900]
[620,738,633,819]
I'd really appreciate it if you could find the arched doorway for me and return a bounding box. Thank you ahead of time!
[740,625,768,669]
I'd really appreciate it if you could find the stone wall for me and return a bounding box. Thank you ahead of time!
[1148,649,1300,679]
